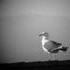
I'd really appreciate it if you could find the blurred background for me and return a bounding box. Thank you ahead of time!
[1,0,70,63]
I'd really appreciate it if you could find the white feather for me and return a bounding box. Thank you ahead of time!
[41,36,49,53]
[41,36,49,46]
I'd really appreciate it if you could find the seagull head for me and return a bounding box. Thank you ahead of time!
[38,32,49,39]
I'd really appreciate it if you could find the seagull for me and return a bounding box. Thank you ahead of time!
[38,32,68,54]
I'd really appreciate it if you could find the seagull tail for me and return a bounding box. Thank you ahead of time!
[60,46,69,52]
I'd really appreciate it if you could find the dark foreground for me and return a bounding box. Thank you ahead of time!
[0,60,70,70]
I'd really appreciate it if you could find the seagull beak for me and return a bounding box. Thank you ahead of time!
[38,33,43,37]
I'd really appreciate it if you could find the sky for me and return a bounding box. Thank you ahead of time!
[1,0,70,63]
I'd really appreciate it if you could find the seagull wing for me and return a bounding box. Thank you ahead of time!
[50,41,62,47]
[44,40,63,53]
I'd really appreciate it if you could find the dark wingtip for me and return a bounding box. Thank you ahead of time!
[60,46,69,52]
[49,46,69,54]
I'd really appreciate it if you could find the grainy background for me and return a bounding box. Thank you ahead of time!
[1,0,70,63]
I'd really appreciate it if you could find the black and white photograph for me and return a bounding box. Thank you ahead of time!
[1,0,70,69]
